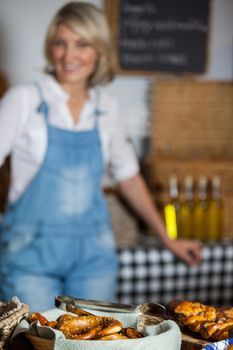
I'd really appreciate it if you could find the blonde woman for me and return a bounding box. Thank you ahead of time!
[0,2,202,311]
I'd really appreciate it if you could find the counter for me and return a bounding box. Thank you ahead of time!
[116,237,233,307]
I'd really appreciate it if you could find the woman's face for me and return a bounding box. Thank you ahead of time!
[50,23,98,89]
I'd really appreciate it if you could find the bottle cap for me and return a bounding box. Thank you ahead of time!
[185,175,193,187]
[212,176,220,188]
[169,175,178,198]
[199,176,207,187]
[169,175,178,186]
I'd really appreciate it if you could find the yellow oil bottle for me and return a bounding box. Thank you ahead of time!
[208,176,224,241]
[194,176,209,241]
[164,176,181,239]
[180,176,195,239]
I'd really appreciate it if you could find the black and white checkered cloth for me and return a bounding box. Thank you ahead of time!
[116,243,233,307]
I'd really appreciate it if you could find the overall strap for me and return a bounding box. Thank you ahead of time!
[34,82,49,123]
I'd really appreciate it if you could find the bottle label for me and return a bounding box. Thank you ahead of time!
[164,204,177,239]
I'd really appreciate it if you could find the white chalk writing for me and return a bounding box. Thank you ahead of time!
[120,37,175,50]
[122,18,208,35]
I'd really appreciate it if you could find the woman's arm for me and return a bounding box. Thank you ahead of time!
[117,173,202,266]
[0,86,29,166]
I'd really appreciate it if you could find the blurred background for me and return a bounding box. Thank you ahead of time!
[0,0,233,308]
[0,0,232,146]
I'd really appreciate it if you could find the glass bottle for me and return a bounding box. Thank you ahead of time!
[164,176,181,239]
[180,176,195,239]
[208,176,224,241]
[194,176,209,241]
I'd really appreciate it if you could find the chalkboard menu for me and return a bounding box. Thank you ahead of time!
[105,0,211,75]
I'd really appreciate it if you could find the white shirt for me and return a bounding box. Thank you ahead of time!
[0,74,139,203]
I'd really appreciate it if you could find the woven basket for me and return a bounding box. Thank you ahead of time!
[20,309,166,350]
[0,297,29,350]
[24,333,54,350]
[24,315,163,350]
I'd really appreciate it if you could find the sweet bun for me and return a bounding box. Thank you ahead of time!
[169,300,233,342]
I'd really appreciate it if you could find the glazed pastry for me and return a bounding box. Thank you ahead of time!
[174,301,207,317]
[217,308,233,320]
[200,320,225,339]
[211,323,233,341]
[168,300,233,342]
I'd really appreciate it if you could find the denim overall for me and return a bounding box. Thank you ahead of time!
[0,84,118,311]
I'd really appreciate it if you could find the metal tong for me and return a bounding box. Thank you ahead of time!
[55,295,167,318]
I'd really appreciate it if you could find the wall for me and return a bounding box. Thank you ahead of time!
[0,0,232,155]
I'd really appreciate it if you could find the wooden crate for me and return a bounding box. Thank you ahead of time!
[143,156,233,240]
[150,80,233,157]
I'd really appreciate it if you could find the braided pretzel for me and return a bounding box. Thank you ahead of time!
[169,300,233,342]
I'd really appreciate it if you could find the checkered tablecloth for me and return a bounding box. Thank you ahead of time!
[116,242,233,307]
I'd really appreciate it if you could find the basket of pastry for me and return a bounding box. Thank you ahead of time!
[0,296,29,350]
[167,300,233,343]
[16,304,182,350]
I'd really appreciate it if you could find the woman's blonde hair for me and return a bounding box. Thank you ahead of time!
[44,1,115,87]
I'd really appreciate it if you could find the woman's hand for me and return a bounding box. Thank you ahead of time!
[164,238,203,266]
[118,174,203,266]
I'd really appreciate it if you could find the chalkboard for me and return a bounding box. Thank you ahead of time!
[105,0,212,75]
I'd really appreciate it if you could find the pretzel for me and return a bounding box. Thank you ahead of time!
[96,318,123,338]
[56,315,104,333]
[28,312,49,326]
[66,304,94,316]
[64,325,102,340]
[123,327,145,338]
[27,309,145,340]
[47,321,59,328]
[57,313,76,322]
[99,333,129,340]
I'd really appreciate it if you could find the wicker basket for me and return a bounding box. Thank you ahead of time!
[23,314,164,350]
[0,297,29,350]
[24,333,54,350]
